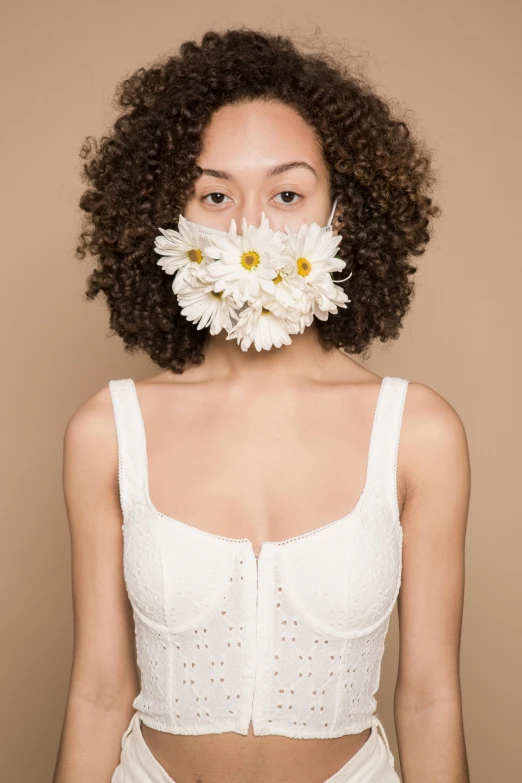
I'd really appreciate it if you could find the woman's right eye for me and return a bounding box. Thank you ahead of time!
[201,192,232,205]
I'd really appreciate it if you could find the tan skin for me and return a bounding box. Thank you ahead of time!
[55,100,471,782]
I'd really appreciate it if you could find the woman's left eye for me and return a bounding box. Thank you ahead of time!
[273,191,302,205]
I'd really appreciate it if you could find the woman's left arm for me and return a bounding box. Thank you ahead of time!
[394,382,471,783]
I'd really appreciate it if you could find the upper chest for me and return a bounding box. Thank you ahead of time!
[135,379,399,548]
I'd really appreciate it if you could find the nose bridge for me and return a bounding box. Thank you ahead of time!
[236,196,265,235]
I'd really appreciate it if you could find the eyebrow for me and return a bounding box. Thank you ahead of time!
[198,161,318,181]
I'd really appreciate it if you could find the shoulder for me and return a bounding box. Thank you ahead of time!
[401,379,470,494]
[402,379,468,443]
[63,382,120,474]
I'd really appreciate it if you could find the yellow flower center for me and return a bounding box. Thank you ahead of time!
[241,250,260,270]
[297,257,312,277]
[187,248,203,264]
[273,273,283,284]
[261,307,271,315]
[210,290,223,300]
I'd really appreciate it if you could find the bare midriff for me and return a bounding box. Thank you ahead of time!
[140,722,372,783]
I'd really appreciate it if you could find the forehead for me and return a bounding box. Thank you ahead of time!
[198,100,324,168]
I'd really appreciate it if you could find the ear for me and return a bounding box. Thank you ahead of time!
[332,206,345,235]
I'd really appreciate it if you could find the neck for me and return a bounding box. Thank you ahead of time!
[201,324,340,384]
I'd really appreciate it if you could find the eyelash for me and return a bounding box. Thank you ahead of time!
[200,190,303,206]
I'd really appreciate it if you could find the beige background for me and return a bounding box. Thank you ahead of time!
[2,1,520,780]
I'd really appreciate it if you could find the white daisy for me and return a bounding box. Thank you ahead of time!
[170,263,200,295]
[307,272,351,321]
[204,213,286,308]
[281,222,351,327]
[268,265,305,309]
[154,214,211,276]
[282,221,347,284]
[226,292,302,352]
[174,275,239,336]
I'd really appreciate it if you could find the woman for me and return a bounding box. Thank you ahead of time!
[53,28,471,783]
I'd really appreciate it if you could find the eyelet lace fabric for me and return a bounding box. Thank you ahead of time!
[108,375,408,738]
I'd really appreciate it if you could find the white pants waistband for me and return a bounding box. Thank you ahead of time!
[111,711,400,782]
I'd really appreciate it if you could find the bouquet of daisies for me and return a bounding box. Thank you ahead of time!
[154,213,351,352]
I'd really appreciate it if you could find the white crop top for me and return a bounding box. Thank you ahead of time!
[108,375,408,739]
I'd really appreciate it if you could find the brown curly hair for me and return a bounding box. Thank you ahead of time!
[76,27,441,374]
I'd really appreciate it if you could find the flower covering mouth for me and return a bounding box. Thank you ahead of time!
[202,213,286,308]
[154,212,352,352]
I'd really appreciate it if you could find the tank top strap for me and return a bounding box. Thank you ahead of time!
[108,378,148,517]
[365,376,410,518]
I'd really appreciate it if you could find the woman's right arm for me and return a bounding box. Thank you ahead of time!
[53,385,140,782]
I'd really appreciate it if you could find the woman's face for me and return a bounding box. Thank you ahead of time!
[184,99,333,233]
